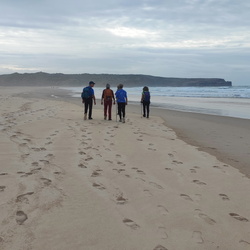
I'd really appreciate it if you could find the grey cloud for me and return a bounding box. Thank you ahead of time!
[0,0,250,85]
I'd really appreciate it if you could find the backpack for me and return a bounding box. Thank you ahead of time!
[81,86,91,99]
[103,89,113,101]
[143,91,150,102]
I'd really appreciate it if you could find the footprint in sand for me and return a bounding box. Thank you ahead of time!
[78,151,86,155]
[136,169,145,174]
[192,231,204,244]
[16,192,34,203]
[105,160,113,164]
[0,173,8,176]
[193,180,207,185]
[40,178,52,186]
[148,148,156,151]
[199,213,216,225]
[239,240,250,246]
[153,245,168,250]
[172,160,183,165]
[180,194,193,201]
[116,194,128,205]
[0,186,6,192]
[20,172,33,177]
[113,168,126,173]
[212,165,225,172]
[92,182,105,190]
[219,194,230,200]
[123,218,140,230]
[157,205,169,215]
[16,211,28,225]
[31,168,42,174]
[78,163,87,168]
[229,213,249,222]
[39,160,50,164]
[149,182,163,190]
[85,156,93,161]
[17,171,26,175]
[117,161,126,166]
[165,168,172,171]
[91,171,101,177]
[144,189,153,197]
[158,226,168,239]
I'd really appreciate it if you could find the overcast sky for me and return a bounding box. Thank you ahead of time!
[1,0,250,85]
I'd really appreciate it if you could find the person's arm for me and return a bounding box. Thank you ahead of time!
[101,90,104,105]
[141,93,144,103]
[93,95,96,105]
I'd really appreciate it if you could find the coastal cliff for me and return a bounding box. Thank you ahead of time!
[0,72,232,87]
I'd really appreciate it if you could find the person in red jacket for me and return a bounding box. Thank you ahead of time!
[101,84,116,120]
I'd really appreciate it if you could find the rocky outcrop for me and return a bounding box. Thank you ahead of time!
[0,72,232,87]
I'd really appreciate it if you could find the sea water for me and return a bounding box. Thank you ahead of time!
[61,86,250,120]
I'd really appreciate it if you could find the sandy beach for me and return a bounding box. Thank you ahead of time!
[0,86,250,250]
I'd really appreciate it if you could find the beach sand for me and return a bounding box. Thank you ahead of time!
[0,87,249,250]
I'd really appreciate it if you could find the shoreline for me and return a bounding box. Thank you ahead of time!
[12,86,250,177]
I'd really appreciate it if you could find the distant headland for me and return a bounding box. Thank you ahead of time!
[0,72,232,87]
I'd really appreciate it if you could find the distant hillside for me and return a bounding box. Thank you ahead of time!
[0,72,232,87]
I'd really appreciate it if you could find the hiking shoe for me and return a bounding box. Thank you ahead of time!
[89,117,93,120]
[122,118,125,123]
[84,114,87,120]
[104,116,107,120]
[119,119,122,122]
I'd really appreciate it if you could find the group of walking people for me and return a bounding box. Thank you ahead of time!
[81,81,150,122]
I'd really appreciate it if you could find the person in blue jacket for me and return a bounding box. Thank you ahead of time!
[81,81,96,120]
[141,86,150,118]
[115,84,128,123]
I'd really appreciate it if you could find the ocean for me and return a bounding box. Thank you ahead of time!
[62,86,250,120]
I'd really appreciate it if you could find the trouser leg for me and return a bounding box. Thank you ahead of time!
[85,99,93,119]
[121,103,126,118]
[108,100,112,119]
[84,101,88,114]
[146,103,150,117]
[104,101,108,118]
[118,103,122,120]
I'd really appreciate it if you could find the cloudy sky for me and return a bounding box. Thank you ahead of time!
[1,0,250,85]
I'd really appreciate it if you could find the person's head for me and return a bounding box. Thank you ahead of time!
[143,86,149,92]
[117,84,123,89]
[106,83,110,89]
[89,81,95,87]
